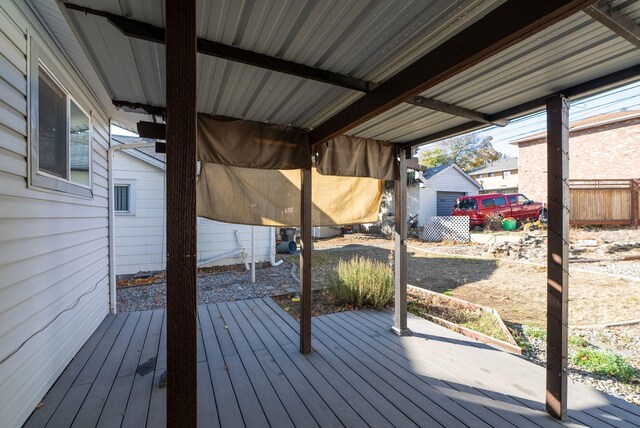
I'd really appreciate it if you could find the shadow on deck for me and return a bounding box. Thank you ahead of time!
[25,298,640,427]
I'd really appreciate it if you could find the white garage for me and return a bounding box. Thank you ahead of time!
[419,164,481,224]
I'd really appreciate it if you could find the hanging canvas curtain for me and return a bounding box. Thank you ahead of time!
[315,135,399,180]
[196,163,383,226]
[197,114,311,169]
[195,116,396,226]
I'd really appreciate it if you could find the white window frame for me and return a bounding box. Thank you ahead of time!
[28,38,93,198]
[114,180,136,215]
[502,170,511,179]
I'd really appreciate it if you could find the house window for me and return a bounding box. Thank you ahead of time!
[476,174,482,178]
[114,185,130,212]
[114,180,136,215]
[502,171,511,179]
[29,39,92,197]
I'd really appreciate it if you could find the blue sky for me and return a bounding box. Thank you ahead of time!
[113,81,640,157]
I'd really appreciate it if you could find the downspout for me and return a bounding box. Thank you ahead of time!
[108,142,157,314]
[251,226,256,282]
[270,226,283,266]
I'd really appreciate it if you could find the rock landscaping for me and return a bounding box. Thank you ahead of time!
[117,261,297,312]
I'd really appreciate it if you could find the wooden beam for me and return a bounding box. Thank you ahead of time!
[392,148,412,337]
[585,1,640,49]
[308,0,594,146]
[299,167,312,353]
[165,0,197,425]
[545,95,570,420]
[64,3,370,93]
[631,179,639,227]
[137,121,166,140]
[401,63,640,148]
[406,96,509,126]
[113,99,166,116]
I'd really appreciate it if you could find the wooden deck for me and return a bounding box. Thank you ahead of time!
[25,298,640,427]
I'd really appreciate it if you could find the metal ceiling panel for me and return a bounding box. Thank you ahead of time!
[348,8,640,143]
[27,0,640,143]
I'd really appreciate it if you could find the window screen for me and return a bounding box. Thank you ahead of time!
[114,185,130,212]
[38,69,67,178]
[69,100,90,185]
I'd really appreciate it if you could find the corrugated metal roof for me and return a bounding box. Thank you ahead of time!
[28,0,640,144]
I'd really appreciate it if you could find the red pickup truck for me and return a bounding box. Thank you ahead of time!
[452,193,546,227]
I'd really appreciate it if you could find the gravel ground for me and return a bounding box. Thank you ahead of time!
[517,325,640,406]
[117,261,298,312]
[574,260,640,279]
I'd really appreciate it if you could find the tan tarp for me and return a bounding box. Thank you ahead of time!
[197,163,383,226]
[315,135,399,180]
[197,114,311,169]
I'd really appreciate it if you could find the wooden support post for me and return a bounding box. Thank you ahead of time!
[546,95,569,420]
[166,0,197,426]
[392,148,412,336]
[631,179,639,227]
[300,167,312,353]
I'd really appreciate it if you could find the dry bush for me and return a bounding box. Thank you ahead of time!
[484,213,503,231]
[329,256,394,309]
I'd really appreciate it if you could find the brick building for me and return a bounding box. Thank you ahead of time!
[512,111,640,201]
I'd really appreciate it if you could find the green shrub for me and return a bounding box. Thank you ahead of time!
[571,348,637,383]
[329,256,394,309]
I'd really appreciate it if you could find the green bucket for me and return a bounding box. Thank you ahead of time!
[501,218,517,231]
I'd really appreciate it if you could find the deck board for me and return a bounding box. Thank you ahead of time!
[197,305,244,428]
[226,301,321,427]
[120,309,163,428]
[367,309,636,427]
[71,312,141,428]
[23,315,116,428]
[26,298,640,427]
[206,303,269,427]
[242,299,373,427]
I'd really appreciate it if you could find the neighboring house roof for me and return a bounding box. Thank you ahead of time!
[112,136,166,170]
[70,139,90,170]
[422,163,452,180]
[468,157,518,175]
[421,163,481,189]
[511,110,640,145]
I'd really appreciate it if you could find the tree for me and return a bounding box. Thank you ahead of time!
[418,133,503,171]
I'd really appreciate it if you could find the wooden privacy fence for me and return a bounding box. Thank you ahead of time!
[569,179,639,226]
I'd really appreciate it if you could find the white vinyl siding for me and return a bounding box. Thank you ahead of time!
[0,3,109,427]
[114,151,272,275]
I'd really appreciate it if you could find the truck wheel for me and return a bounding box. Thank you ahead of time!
[538,209,548,224]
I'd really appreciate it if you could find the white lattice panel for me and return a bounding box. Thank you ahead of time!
[421,216,470,242]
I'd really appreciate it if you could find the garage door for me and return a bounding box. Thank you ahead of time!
[436,191,465,216]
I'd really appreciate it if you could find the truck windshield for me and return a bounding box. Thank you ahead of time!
[455,199,477,210]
